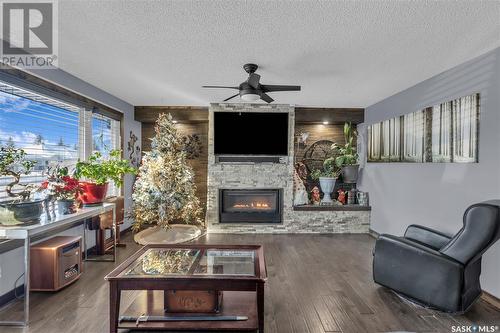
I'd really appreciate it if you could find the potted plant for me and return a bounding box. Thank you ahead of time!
[75,150,136,205]
[41,166,81,215]
[0,147,44,223]
[333,122,359,183]
[311,157,342,204]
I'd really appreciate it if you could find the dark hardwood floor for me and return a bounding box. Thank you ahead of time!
[1,232,499,333]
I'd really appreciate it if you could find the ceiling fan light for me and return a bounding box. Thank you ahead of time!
[241,93,260,102]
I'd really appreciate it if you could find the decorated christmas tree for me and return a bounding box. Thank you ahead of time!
[132,113,203,231]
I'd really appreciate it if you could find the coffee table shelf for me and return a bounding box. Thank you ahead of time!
[119,290,257,331]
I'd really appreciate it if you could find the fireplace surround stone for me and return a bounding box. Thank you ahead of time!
[206,103,370,233]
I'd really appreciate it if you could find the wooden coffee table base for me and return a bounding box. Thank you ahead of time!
[106,244,267,333]
[116,290,260,331]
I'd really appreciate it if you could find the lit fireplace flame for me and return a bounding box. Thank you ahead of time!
[233,202,271,209]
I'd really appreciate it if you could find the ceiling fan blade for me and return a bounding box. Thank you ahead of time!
[260,93,274,103]
[202,85,239,89]
[247,73,261,89]
[261,85,301,92]
[223,93,240,101]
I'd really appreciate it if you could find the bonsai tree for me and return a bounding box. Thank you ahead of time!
[0,147,36,201]
[75,150,136,187]
[132,113,203,231]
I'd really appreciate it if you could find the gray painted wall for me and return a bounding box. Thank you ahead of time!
[0,68,141,297]
[359,47,500,297]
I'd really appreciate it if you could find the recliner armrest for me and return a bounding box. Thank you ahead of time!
[373,234,463,311]
[404,224,452,250]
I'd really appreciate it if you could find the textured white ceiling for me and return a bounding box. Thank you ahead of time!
[57,0,500,107]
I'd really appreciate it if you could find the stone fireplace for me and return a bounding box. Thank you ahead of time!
[206,102,370,233]
[219,189,283,224]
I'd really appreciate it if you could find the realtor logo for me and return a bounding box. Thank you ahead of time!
[1,0,58,68]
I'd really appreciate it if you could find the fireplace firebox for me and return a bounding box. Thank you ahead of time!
[219,189,282,223]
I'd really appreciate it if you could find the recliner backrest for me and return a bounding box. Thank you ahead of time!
[440,200,500,264]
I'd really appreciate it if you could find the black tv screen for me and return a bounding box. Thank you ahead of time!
[214,112,289,155]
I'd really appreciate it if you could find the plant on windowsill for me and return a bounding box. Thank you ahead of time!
[74,150,136,206]
[40,166,82,215]
[0,147,44,224]
[311,157,342,205]
[332,122,359,183]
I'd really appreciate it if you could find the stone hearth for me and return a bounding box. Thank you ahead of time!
[206,103,370,233]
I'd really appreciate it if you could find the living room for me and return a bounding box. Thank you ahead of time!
[0,1,499,332]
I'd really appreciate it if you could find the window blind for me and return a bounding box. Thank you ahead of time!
[0,82,81,202]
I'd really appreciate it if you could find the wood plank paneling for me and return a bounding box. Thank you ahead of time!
[135,106,208,123]
[295,108,364,124]
[135,106,364,125]
[294,123,346,163]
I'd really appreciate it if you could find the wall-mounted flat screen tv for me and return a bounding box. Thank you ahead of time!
[214,112,289,156]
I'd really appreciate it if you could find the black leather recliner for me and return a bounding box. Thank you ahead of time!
[373,200,500,313]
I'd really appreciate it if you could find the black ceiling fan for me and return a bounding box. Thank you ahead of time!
[202,63,301,103]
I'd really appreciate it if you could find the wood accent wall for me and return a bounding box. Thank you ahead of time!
[135,106,208,123]
[295,107,364,124]
[135,106,364,125]
[294,123,346,162]
[136,106,364,211]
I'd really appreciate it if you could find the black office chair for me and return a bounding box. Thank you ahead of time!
[373,200,500,313]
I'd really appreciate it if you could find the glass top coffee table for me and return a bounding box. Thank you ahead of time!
[105,244,267,332]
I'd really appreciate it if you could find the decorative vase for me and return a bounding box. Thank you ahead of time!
[319,177,337,204]
[78,182,108,205]
[342,165,359,183]
[0,199,44,224]
[57,199,75,215]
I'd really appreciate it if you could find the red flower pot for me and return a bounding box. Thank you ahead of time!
[79,182,108,205]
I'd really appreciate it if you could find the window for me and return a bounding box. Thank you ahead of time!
[92,113,121,156]
[0,84,81,201]
[0,80,122,202]
[91,112,121,196]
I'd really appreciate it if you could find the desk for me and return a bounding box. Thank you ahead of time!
[0,203,116,327]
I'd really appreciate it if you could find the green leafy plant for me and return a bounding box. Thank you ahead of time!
[333,122,359,167]
[0,147,36,200]
[75,150,136,186]
[311,157,342,180]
